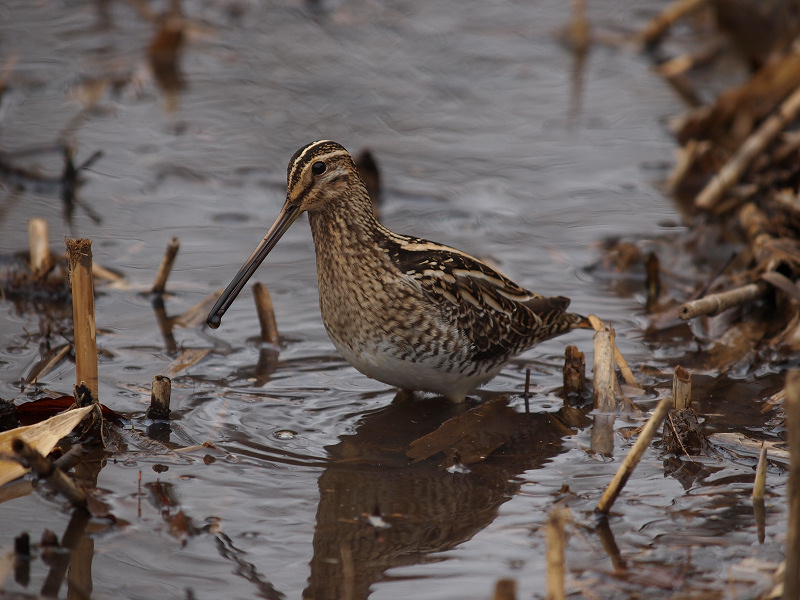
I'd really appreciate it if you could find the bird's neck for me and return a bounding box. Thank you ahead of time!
[307,181,391,257]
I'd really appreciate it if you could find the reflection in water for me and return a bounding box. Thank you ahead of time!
[303,395,580,600]
[146,0,186,112]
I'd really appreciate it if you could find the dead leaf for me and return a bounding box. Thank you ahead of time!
[0,405,93,487]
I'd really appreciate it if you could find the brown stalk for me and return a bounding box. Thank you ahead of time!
[492,579,517,600]
[147,375,171,420]
[783,370,800,600]
[592,327,616,413]
[151,236,180,295]
[696,83,800,211]
[753,443,768,501]
[66,238,98,402]
[546,507,569,600]
[12,438,86,507]
[595,396,672,514]
[678,281,770,320]
[253,282,280,344]
[639,0,709,48]
[27,217,51,276]
[673,365,691,410]
[563,345,586,397]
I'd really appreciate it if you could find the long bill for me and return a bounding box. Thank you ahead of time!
[206,203,301,329]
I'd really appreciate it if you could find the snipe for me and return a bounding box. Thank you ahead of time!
[208,140,590,402]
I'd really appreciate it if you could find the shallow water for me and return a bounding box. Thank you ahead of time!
[0,1,789,599]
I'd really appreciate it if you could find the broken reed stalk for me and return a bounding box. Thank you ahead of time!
[610,325,641,390]
[11,438,86,507]
[563,345,586,396]
[639,0,708,47]
[783,370,800,600]
[492,578,517,600]
[66,238,98,402]
[27,217,51,275]
[753,443,768,501]
[696,82,800,211]
[595,396,672,515]
[147,375,171,420]
[673,365,691,409]
[592,328,616,413]
[546,507,569,600]
[252,282,279,344]
[645,251,661,311]
[678,281,769,320]
[151,236,180,295]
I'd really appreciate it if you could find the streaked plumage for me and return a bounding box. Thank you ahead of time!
[208,140,589,402]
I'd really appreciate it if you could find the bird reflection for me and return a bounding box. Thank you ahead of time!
[303,394,584,600]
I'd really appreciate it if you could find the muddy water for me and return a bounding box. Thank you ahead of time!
[0,1,788,599]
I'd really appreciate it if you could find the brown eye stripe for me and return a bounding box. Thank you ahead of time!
[286,140,347,191]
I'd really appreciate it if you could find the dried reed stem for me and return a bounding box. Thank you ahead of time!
[696,83,800,211]
[147,375,171,420]
[673,365,692,409]
[563,345,586,396]
[253,282,279,344]
[151,236,180,295]
[679,281,769,320]
[639,0,708,47]
[492,579,517,600]
[783,370,800,600]
[592,328,616,413]
[753,443,768,501]
[546,507,569,600]
[66,238,98,401]
[595,396,672,514]
[12,438,86,507]
[27,217,51,275]
[610,325,641,390]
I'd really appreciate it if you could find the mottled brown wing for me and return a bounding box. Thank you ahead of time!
[382,234,574,364]
[446,266,573,363]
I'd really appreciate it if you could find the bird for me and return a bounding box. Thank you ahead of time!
[207,140,591,402]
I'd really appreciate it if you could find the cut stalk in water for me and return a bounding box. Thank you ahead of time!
[66,238,98,402]
[783,370,800,600]
[151,236,180,295]
[673,365,691,410]
[253,282,279,344]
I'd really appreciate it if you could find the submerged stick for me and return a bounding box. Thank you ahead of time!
[678,281,769,320]
[783,370,800,600]
[151,236,180,295]
[12,438,86,507]
[673,365,691,410]
[595,396,672,514]
[147,375,171,420]
[27,217,51,275]
[252,282,279,344]
[696,83,800,211]
[546,507,569,600]
[66,238,98,402]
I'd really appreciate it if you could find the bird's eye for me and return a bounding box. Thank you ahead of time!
[311,161,326,175]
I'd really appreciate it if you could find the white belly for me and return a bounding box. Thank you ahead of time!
[330,336,499,403]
